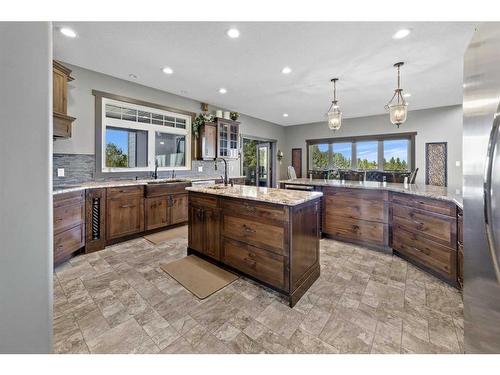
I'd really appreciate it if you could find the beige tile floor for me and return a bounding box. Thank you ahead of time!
[53,234,464,354]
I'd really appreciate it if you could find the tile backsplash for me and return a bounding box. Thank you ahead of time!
[52,153,226,187]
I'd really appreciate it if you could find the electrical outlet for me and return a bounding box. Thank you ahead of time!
[57,168,65,177]
[198,166,203,172]
[456,160,461,167]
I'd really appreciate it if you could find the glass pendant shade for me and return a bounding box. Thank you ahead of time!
[385,62,408,127]
[389,103,407,126]
[327,78,342,131]
[328,106,342,130]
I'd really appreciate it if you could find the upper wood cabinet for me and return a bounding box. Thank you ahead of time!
[196,122,217,160]
[53,60,76,138]
[216,118,240,159]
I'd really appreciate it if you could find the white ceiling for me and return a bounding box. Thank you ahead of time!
[53,22,475,126]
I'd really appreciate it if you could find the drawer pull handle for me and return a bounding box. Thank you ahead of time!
[242,224,256,233]
[120,204,134,208]
[244,203,256,213]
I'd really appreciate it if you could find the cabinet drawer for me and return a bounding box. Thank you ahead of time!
[392,203,456,248]
[222,238,285,290]
[223,214,284,254]
[391,193,456,217]
[53,190,84,208]
[323,216,387,246]
[189,194,218,209]
[221,198,285,224]
[393,224,456,280]
[323,187,388,201]
[54,223,84,264]
[323,194,388,223]
[54,201,84,234]
[107,185,144,198]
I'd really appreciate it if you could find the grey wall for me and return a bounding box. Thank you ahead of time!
[53,64,286,183]
[0,22,53,353]
[283,105,463,190]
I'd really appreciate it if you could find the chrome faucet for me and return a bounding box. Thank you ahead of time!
[152,160,159,179]
[214,158,229,186]
[171,169,176,179]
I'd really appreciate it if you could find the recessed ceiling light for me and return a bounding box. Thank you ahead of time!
[393,28,411,40]
[227,28,240,39]
[403,92,411,98]
[219,88,227,94]
[129,74,137,79]
[162,66,173,75]
[283,113,289,117]
[60,27,77,38]
[281,66,292,75]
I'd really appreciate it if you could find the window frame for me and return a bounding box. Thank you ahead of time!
[306,132,416,172]
[93,90,195,177]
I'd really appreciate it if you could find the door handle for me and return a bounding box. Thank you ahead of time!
[484,111,500,283]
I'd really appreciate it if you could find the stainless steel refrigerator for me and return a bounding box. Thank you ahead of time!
[463,22,500,353]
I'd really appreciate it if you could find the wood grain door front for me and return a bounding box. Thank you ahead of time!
[292,148,302,178]
[107,196,144,240]
[171,194,188,224]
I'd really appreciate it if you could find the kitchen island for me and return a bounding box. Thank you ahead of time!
[185,185,323,307]
[280,178,463,287]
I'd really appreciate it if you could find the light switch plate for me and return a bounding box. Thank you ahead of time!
[456,161,461,167]
[198,166,203,172]
[57,168,65,177]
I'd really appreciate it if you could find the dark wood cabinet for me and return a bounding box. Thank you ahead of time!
[145,197,170,231]
[106,187,144,241]
[53,190,85,265]
[188,192,321,307]
[53,60,76,138]
[171,193,189,224]
[322,187,390,251]
[196,122,217,160]
[216,118,240,159]
[188,194,220,260]
[85,188,106,253]
[391,192,457,285]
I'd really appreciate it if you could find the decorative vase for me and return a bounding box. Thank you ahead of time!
[216,110,223,118]
[223,111,231,120]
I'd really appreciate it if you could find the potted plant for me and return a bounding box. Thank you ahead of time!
[230,111,240,121]
[192,113,215,138]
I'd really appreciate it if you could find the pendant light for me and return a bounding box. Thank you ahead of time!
[385,62,408,127]
[327,78,342,131]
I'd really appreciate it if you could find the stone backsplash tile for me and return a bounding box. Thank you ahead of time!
[53,153,220,187]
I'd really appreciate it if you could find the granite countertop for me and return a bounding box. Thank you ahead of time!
[186,185,323,206]
[53,175,246,195]
[280,178,463,209]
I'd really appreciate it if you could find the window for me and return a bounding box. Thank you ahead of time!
[309,143,329,170]
[357,141,378,170]
[383,139,409,170]
[306,132,415,172]
[332,143,352,169]
[99,96,192,173]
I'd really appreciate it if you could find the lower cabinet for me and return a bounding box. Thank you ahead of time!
[390,192,458,284]
[53,190,85,265]
[145,193,188,230]
[106,187,145,241]
[188,195,220,260]
[457,208,464,288]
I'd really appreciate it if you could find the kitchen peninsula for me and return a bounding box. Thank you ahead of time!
[186,185,322,307]
[280,178,463,287]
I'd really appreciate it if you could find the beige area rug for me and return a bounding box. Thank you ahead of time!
[160,255,238,299]
[143,225,188,244]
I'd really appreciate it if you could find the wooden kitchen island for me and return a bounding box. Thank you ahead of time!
[185,185,323,307]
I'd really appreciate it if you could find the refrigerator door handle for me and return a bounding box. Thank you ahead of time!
[484,111,500,283]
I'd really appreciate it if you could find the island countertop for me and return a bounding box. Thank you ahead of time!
[279,178,463,209]
[186,184,323,206]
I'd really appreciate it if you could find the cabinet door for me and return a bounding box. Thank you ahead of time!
[145,197,170,231]
[107,196,144,240]
[171,194,188,224]
[53,68,67,114]
[218,122,229,157]
[202,124,217,159]
[189,205,204,252]
[203,208,220,260]
[229,123,239,158]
